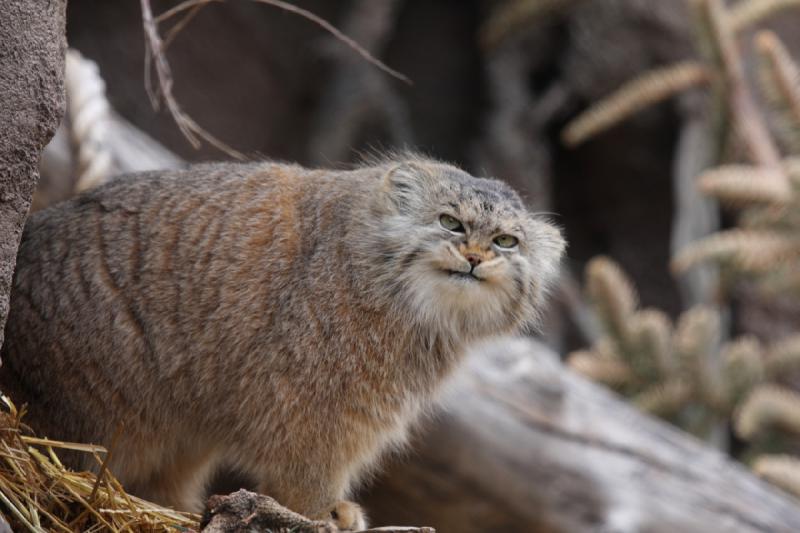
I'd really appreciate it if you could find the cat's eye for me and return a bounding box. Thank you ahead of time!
[440,214,465,233]
[493,235,519,248]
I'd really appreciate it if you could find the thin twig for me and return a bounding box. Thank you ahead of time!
[141,0,411,158]
[155,0,411,84]
[163,3,206,50]
[140,0,246,159]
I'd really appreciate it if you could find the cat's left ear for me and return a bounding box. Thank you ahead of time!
[381,162,435,214]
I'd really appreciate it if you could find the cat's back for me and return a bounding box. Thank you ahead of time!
[1,161,360,433]
[20,161,311,249]
[17,160,346,282]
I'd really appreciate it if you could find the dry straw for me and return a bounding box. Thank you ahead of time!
[0,395,199,532]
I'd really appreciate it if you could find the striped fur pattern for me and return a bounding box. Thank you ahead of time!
[0,156,564,526]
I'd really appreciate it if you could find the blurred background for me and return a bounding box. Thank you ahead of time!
[38,1,800,531]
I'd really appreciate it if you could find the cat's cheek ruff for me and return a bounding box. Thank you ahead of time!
[399,259,524,338]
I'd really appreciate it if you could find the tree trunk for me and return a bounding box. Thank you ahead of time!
[362,338,800,533]
[0,0,67,353]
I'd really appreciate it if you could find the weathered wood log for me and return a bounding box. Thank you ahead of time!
[199,490,434,533]
[200,490,335,533]
[362,338,800,533]
[0,0,66,354]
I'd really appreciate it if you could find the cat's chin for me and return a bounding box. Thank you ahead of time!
[400,268,517,332]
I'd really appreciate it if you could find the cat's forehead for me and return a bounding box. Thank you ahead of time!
[434,167,525,217]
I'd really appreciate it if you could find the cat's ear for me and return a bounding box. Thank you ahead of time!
[381,162,434,213]
[528,218,566,285]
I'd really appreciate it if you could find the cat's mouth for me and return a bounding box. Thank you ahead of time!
[444,269,483,282]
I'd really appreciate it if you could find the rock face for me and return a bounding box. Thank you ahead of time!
[0,0,67,353]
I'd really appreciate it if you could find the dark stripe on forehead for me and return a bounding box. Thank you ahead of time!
[471,188,514,216]
[440,167,526,211]
[472,180,523,207]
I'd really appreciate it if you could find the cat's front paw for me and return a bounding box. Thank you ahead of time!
[328,500,367,531]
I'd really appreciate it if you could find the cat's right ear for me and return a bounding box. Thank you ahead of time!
[381,163,429,214]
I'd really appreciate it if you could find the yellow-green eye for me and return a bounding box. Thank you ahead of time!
[493,235,518,248]
[440,214,465,233]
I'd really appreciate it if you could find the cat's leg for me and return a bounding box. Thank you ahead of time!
[325,500,368,531]
[126,447,219,513]
[254,468,367,530]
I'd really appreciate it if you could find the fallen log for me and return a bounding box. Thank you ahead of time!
[200,490,336,533]
[200,490,434,533]
[362,338,800,533]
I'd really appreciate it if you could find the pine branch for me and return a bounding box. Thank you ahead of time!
[764,334,800,379]
[697,165,792,205]
[629,309,675,376]
[783,155,800,182]
[702,0,784,169]
[755,31,800,152]
[633,379,693,417]
[480,0,579,49]
[674,306,724,408]
[729,0,800,32]
[562,61,711,147]
[674,307,720,362]
[568,350,633,387]
[738,205,795,230]
[735,385,800,439]
[753,455,800,498]
[585,256,638,342]
[671,229,800,273]
[721,336,764,407]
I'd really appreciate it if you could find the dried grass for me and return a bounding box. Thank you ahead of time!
[0,396,199,532]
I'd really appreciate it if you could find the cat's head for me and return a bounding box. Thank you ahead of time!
[366,159,565,338]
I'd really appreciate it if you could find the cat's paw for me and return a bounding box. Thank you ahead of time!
[328,500,367,531]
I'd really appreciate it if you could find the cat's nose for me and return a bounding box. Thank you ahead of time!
[464,253,483,268]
